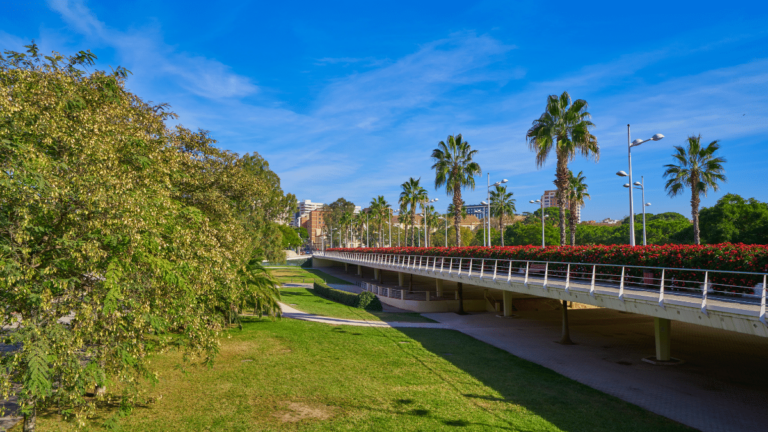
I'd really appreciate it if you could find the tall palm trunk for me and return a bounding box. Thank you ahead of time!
[691,178,701,245]
[569,201,577,246]
[453,185,462,246]
[499,213,504,247]
[555,154,569,246]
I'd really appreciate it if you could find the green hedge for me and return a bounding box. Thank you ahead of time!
[313,282,383,311]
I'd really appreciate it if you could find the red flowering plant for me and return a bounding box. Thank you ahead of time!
[326,244,768,295]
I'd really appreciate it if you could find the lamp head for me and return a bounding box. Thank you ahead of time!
[651,133,664,141]
[481,201,488,205]
[631,138,644,147]
[433,198,439,202]
[501,179,508,183]
[646,203,652,206]
[623,184,630,188]
[633,181,642,186]
[616,171,628,177]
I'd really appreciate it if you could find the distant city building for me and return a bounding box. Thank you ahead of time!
[292,199,325,227]
[464,204,488,219]
[600,218,621,224]
[542,189,581,223]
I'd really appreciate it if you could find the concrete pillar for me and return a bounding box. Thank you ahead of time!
[654,317,672,361]
[435,279,443,296]
[426,291,430,301]
[357,265,362,276]
[503,291,514,317]
[373,268,380,280]
[344,263,349,273]
[398,272,405,287]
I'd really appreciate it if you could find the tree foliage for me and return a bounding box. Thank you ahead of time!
[0,44,291,426]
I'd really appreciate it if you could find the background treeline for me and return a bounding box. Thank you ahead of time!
[0,45,293,427]
[471,193,767,246]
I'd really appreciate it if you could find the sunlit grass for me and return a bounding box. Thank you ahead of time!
[31,318,693,431]
[281,288,436,323]
[270,267,352,285]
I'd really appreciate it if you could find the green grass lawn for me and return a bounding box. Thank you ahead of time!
[31,318,693,432]
[270,267,351,285]
[280,288,436,323]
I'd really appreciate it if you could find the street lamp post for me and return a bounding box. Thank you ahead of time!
[388,208,392,247]
[365,212,369,247]
[617,126,664,246]
[486,175,508,247]
[481,201,489,246]
[530,199,544,248]
[624,176,649,245]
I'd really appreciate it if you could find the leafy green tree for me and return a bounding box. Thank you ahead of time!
[566,171,590,246]
[279,224,303,249]
[431,134,482,247]
[504,223,560,246]
[698,194,768,244]
[663,135,727,244]
[369,196,390,247]
[490,185,515,246]
[526,92,598,246]
[0,44,288,429]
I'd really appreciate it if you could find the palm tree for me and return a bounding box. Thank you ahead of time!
[415,186,429,247]
[431,134,482,247]
[447,200,467,220]
[424,204,441,247]
[526,92,598,246]
[490,185,516,246]
[663,135,726,244]
[399,178,426,247]
[566,171,590,246]
[369,196,390,247]
[339,211,352,247]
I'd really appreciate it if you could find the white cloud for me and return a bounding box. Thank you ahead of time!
[46,0,257,99]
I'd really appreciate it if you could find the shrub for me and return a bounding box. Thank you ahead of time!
[313,282,382,311]
[355,291,383,311]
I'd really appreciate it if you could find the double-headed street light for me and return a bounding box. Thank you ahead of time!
[481,201,490,246]
[617,126,663,246]
[623,176,650,245]
[486,175,508,247]
[529,199,544,248]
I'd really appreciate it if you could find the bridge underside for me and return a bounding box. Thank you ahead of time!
[313,255,767,363]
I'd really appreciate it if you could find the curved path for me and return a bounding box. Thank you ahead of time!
[278,302,447,328]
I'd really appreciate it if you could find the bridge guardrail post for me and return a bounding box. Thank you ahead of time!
[589,265,596,297]
[658,269,666,309]
[618,267,625,301]
[524,262,529,286]
[760,274,766,326]
[701,271,709,316]
[493,260,498,282]
[507,260,512,283]
[564,263,570,293]
[542,262,548,291]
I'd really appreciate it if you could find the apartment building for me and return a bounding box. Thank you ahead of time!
[541,189,581,223]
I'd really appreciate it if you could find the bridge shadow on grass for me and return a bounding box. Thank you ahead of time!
[395,328,695,432]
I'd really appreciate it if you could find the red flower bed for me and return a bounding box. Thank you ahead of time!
[327,244,768,295]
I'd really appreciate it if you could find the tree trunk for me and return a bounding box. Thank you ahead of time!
[691,181,701,245]
[23,403,36,432]
[453,185,462,246]
[555,154,569,246]
[499,213,504,247]
[569,202,576,246]
[559,300,574,344]
[457,282,466,314]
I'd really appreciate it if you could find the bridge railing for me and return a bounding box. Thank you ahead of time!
[317,250,768,324]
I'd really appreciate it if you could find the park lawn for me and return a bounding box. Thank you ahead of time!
[31,318,694,432]
[269,267,352,285]
[280,288,436,323]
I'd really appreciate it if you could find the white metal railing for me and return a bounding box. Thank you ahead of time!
[317,250,768,324]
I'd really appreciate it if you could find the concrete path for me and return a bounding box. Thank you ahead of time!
[279,303,446,328]
[420,309,768,432]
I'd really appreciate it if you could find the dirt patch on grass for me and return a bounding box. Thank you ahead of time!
[274,401,336,423]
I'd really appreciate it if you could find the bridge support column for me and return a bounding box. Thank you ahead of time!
[503,291,514,317]
[435,279,443,297]
[654,318,672,361]
[357,265,362,276]
[373,268,380,281]
[398,272,405,287]
[344,263,349,273]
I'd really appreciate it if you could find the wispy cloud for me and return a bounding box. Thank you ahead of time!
[47,0,257,99]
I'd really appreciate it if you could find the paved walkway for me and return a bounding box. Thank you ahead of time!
[279,303,446,328]
[306,266,768,432]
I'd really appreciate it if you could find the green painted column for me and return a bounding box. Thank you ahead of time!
[373,268,380,280]
[357,265,362,276]
[435,279,443,296]
[654,317,672,361]
[398,272,405,287]
[503,291,514,317]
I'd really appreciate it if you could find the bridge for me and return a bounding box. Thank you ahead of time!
[313,250,767,363]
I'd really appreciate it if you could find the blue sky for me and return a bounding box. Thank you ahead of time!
[3,0,767,220]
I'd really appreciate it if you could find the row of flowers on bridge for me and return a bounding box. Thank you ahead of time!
[326,244,768,295]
